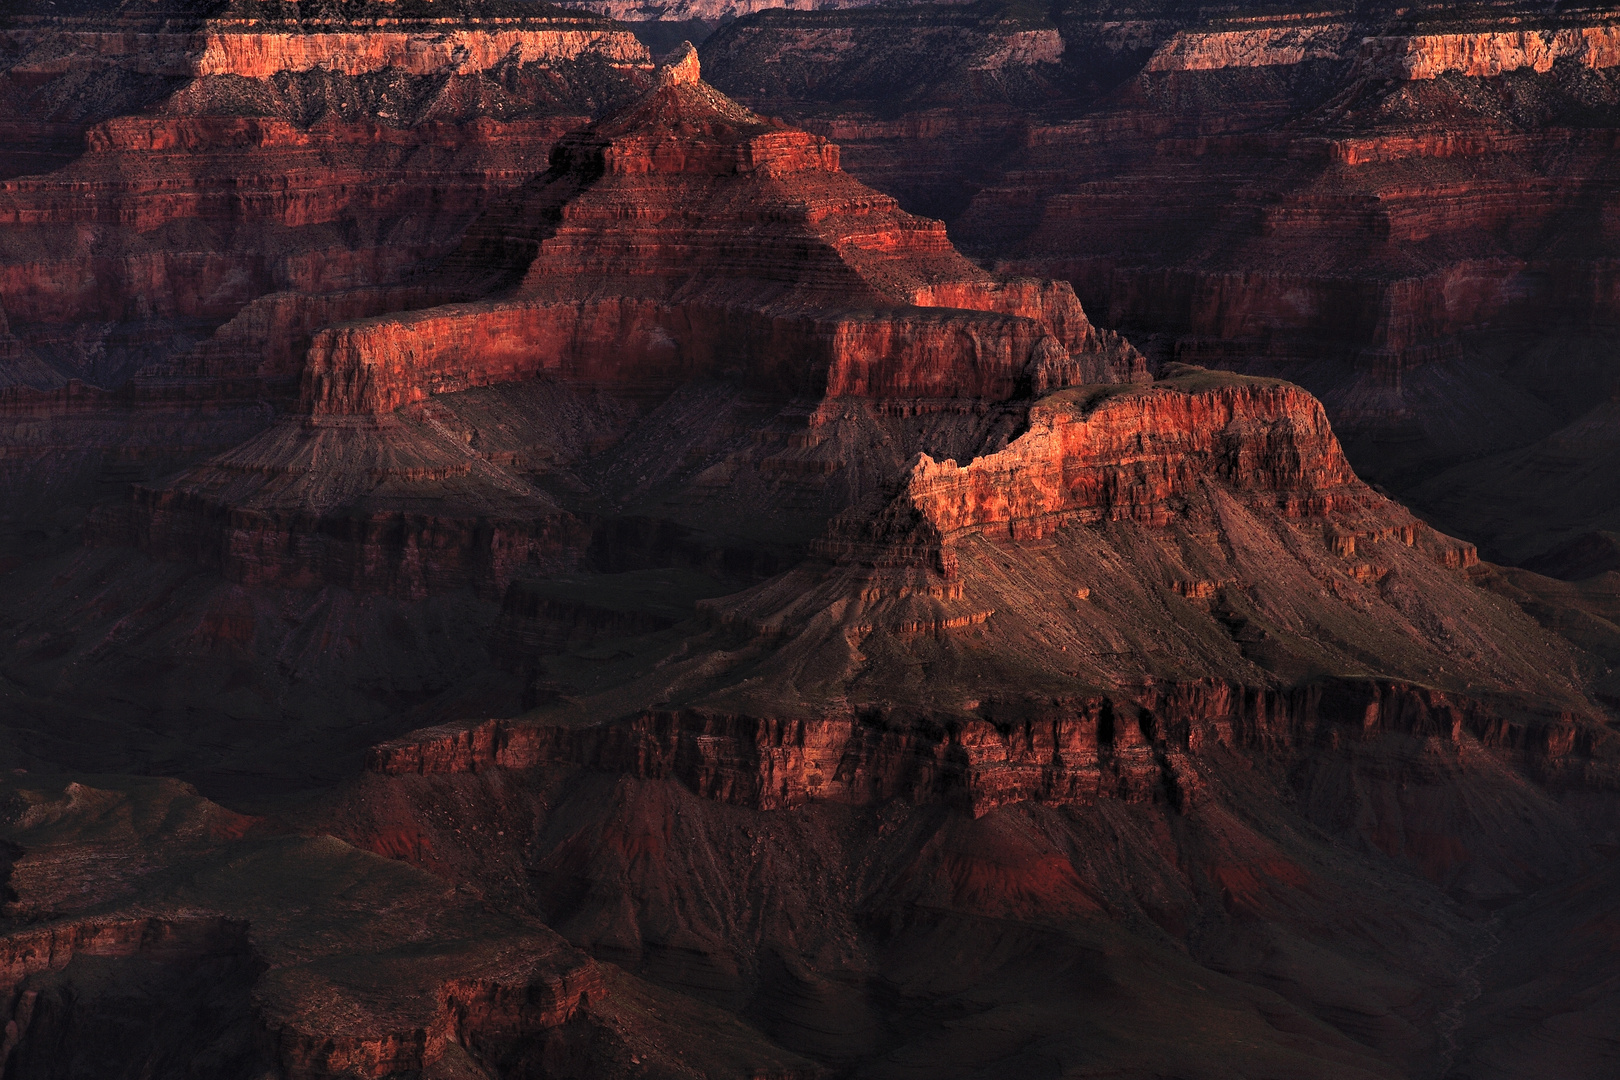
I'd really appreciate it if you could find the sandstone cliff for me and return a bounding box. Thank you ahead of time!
[699,2,1620,564]
[1,6,1618,1078]
[110,45,1141,597]
[296,45,1141,418]
[0,1,652,394]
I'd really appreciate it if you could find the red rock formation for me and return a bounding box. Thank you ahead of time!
[304,367,1620,1080]
[0,0,662,608]
[889,377,1370,537]
[700,3,1620,559]
[365,676,1611,822]
[2,7,1619,1078]
[0,0,653,393]
[119,44,1140,596]
[299,44,1141,417]
[1358,22,1620,80]
[354,370,1595,847]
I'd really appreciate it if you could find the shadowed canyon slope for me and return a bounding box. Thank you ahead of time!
[0,11,1617,1080]
[698,0,1620,571]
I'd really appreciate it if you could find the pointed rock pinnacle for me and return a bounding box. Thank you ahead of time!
[658,41,701,87]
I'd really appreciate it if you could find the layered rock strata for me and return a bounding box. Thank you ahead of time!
[0,774,814,1080]
[699,2,1620,563]
[367,371,1604,830]
[300,45,1142,416]
[311,357,1620,1077]
[4,7,1620,1077]
[1142,14,1620,79]
[368,677,1610,822]
[118,45,1142,595]
[0,1,652,393]
[0,0,661,593]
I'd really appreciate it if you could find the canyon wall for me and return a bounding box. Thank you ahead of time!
[895,378,1366,538]
[298,296,1130,416]
[0,8,653,393]
[0,12,1616,1078]
[701,3,1620,563]
[1,24,646,79]
[367,676,1611,821]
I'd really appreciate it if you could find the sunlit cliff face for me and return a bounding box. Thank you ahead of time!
[0,5,1617,1079]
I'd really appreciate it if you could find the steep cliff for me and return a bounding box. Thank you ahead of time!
[2,6,1619,1078]
[109,46,1141,596]
[298,44,1141,417]
[0,0,651,391]
[309,364,1620,1079]
[355,371,1606,833]
[700,2,1620,566]
[0,0,661,607]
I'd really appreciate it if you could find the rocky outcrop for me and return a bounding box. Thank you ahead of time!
[0,4,653,393]
[258,942,603,1080]
[1361,22,1620,80]
[367,675,1612,819]
[297,46,1140,418]
[1,24,646,79]
[114,45,1139,594]
[6,7,1620,1078]
[362,369,1586,839]
[1144,19,1356,72]
[300,293,1136,416]
[1140,15,1620,79]
[699,3,1620,556]
[891,377,1366,539]
[810,369,1475,589]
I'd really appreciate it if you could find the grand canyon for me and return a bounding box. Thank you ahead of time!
[0,0,1617,1077]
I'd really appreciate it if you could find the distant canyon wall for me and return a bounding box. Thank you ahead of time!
[1145,18,1620,78]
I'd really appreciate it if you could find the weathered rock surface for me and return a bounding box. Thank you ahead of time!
[0,0,659,617]
[699,1,1620,561]
[0,0,651,389]
[0,773,816,1079]
[568,0,904,26]
[0,5,1618,1079]
[112,46,1141,597]
[299,45,1140,417]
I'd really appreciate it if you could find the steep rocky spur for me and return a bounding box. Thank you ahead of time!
[699,1,1620,568]
[320,365,1620,1078]
[105,46,1143,601]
